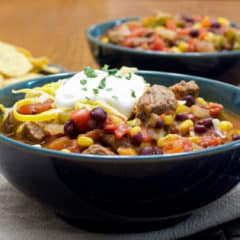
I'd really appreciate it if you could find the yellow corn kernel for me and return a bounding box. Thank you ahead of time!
[201,16,210,27]
[192,23,201,29]
[101,37,109,43]
[111,115,123,125]
[163,115,174,125]
[195,97,207,106]
[189,136,200,144]
[218,17,230,25]
[178,42,189,52]
[61,149,71,153]
[171,47,182,53]
[178,120,194,134]
[203,32,214,42]
[176,104,190,114]
[130,126,141,136]
[77,136,94,147]
[219,121,233,132]
[16,123,25,136]
[117,147,137,156]
[157,134,179,147]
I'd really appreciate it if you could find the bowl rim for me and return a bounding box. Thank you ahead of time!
[0,71,240,163]
[86,17,240,58]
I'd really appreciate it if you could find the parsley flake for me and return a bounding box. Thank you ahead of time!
[82,87,87,91]
[85,96,90,100]
[84,66,98,78]
[80,79,87,85]
[93,88,99,95]
[126,72,132,80]
[106,88,112,91]
[131,90,136,98]
[98,77,106,89]
[108,68,118,75]
[112,95,118,100]
[102,64,109,71]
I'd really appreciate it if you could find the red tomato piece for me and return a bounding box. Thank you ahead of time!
[114,122,129,139]
[18,100,53,115]
[150,36,165,51]
[71,108,90,132]
[208,103,223,117]
[166,19,177,30]
[104,116,118,133]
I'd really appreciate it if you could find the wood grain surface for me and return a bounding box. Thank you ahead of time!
[0,0,240,72]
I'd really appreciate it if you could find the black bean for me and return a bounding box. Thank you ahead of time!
[64,120,79,138]
[183,95,195,107]
[176,113,188,121]
[232,134,240,141]
[139,146,161,155]
[210,21,221,28]
[155,119,164,128]
[131,132,143,146]
[194,124,207,134]
[90,107,107,123]
[197,118,213,128]
[189,29,200,38]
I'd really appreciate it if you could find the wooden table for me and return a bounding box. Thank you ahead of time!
[1,0,240,72]
[1,1,240,239]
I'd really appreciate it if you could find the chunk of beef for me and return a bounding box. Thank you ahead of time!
[1,112,20,135]
[135,85,177,119]
[170,80,199,99]
[101,134,132,151]
[82,144,115,155]
[22,122,45,142]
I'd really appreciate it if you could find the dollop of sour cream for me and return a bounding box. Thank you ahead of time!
[55,67,147,117]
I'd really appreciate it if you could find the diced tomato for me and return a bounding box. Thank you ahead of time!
[166,19,177,30]
[207,103,223,117]
[121,37,133,48]
[163,141,183,154]
[104,116,118,133]
[127,21,140,30]
[150,36,165,51]
[182,138,193,152]
[71,108,90,132]
[177,28,190,36]
[129,27,147,37]
[114,122,129,139]
[141,128,152,142]
[199,28,207,39]
[18,100,53,115]
[200,136,222,148]
[188,39,197,52]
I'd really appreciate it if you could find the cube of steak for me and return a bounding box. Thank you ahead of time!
[22,122,45,142]
[1,112,20,135]
[135,85,177,119]
[82,144,115,155]
[170,80,199,99]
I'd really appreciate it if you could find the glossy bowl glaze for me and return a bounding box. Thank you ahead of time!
[86,18,240,85]
[0,72,240,232]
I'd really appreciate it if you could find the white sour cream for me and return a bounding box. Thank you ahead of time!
[55,68,147,117]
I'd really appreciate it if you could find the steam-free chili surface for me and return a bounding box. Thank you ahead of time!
[0,67,240,156]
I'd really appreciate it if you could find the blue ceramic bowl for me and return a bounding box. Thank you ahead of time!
[0,72,240,232]
[86,18,240,85]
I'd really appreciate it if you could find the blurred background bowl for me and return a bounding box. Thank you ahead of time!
[87,18,240,85]
[0,72,240,232]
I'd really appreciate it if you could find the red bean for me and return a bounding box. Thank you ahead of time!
[139,146,161,155]
[232,134,240,141]
[64,120,79,139]
[176,113,188,121]
[183,95,195,107]
[131,132,143,146]
[90,107,107,123]
[155,119,164,128]
[194,124,207,134]
[197,118,213,128]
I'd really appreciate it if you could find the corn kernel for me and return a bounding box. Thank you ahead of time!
[157,134,179,147]
[178,120,194,134]
[178,42,189,52]
[117,147,137,155]
[111,115,123,125]
[201,17,211,27]
[195,97,207,106]
[16,123,25,136]
[61,149,71,153]
[101,37,109,43]
[176,104,190,113]
[189,136,200,144]
[192,23,201,29]
[130,126,141,136]
[163,115,174,125]
[219,121,233,132]
[171,47,182,53]
[218,17,230,25]
[203,32,214,42]
[77,136,94,147]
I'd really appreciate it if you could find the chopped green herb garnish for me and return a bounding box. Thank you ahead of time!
[112,95,118,100]
[102,64,109,71]
[84,66,98,78]
[108,68,118,75]
[85,96,90,100]
[98,77,106,89]
[93,88,99,95]
[82,87,87,91]
[80,79,87,85]
[131,89,136,98]
[106,88,112,91]
[126,72,132,80]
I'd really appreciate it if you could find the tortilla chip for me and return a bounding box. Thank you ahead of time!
[0,42,32,77]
